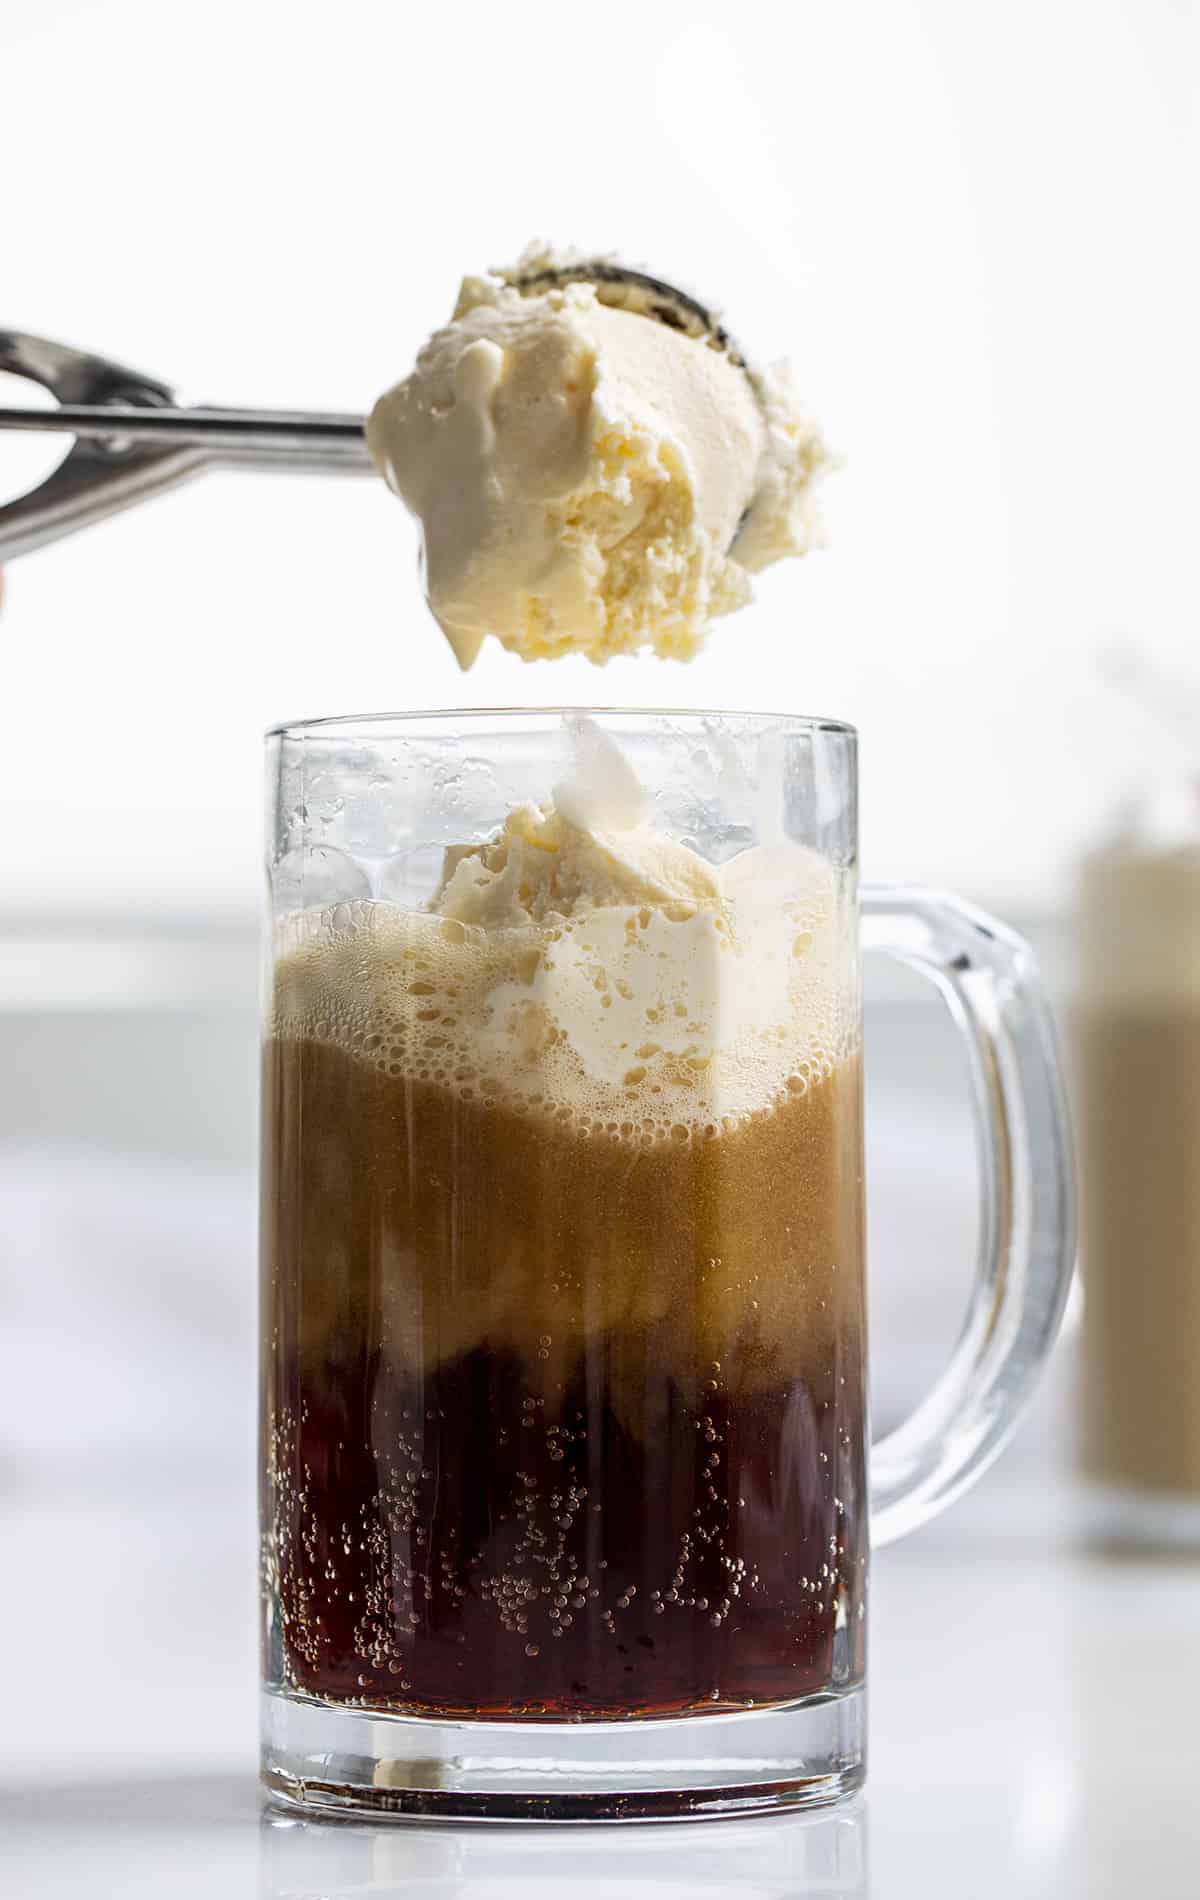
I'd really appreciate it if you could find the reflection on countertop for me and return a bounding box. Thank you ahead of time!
[262,1802,866,1897]
[3,1438,1199,1899]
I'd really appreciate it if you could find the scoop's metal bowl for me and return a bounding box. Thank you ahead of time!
[502,258,747,368]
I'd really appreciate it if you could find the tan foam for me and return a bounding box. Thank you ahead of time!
[264,1034,863,1405]
[1078,845,1200,1008]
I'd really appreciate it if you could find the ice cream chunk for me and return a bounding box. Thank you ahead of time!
[433,713,720,927]
[366,249,829,669]
[434,802,723,930]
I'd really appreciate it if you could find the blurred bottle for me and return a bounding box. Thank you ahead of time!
[1075,767,1200,1548]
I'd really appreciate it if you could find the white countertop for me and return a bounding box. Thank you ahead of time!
[4,1383,1198,1900]
[1,1047,1195,1896]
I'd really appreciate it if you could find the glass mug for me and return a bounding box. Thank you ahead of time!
[260,709,1073,1821]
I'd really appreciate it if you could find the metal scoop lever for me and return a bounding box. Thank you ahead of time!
[0,330,370,561]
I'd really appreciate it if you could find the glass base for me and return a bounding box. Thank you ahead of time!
[260,1684,865,1823]
[1080,1479,1200,1553]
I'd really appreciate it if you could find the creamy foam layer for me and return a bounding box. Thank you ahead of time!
[271,838,855,1139]
[1078,845,1200,1008]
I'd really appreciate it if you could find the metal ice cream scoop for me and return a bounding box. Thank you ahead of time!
[0,329,372,561]
[0,267,747,561]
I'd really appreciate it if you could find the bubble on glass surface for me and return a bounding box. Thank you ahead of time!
[272,844,372,909]
[377,843,447,908]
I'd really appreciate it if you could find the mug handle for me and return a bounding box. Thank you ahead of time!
[861,886,1075,1546]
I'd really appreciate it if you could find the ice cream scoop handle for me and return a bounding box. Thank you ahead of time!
[0,328,372,561]
[0,403,370,465]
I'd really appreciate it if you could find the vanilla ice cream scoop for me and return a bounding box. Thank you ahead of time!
[366,247,830,669]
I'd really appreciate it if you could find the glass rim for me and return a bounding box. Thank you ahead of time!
[266,705,858,742]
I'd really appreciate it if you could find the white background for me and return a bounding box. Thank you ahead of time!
[2,0,1196,921]
[2,11,1199,1891]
